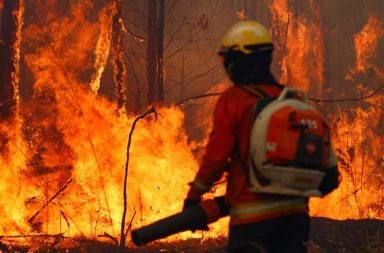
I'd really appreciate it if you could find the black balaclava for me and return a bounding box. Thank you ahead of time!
[221,47,279,86]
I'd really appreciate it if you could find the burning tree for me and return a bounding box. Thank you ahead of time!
[246,0,384,219]
[0,0,23,155]
[112,0,127,111]
[0,0,205,244]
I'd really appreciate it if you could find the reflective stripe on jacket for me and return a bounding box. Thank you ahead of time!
[230,197,308,224]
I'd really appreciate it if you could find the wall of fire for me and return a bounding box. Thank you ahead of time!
[0,0,383,239]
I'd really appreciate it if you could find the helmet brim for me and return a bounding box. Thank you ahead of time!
[218,43,274,55]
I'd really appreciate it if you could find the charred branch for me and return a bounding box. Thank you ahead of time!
[120,107,157,251]
[124,206,137,238]
[98,232,119,246]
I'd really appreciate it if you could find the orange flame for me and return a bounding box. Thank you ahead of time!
[0,1,26,235]
[0,0,229,240]
[270,0,325,95]
[270,1,384,220]
[310,15,384,219]
[349,15,384,77]
[310,95,384,219]
[11,0,24,105]
[1,0,384,245]
[90,2,115,94]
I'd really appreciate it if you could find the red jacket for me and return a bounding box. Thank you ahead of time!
[188,84,307,225]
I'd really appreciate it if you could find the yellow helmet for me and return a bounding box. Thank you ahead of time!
[220,21,273,54]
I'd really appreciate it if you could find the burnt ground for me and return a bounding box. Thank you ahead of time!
[0,218,383,253]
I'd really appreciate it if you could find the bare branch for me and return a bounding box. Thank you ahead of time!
[164,0,181,23]
[309,84,384,103]
[120,107,158,251]
[176,83,384,106]
[124,206,137,238]
[164,64,220,95]
[98,232,119,246]
[177,93,222,106]
[163,14,189,53]
[124,27,145,42]
[123,0,147,18]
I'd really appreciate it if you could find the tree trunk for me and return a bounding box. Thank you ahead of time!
[0,0,23,155]
[147,0,157,104]
[156,0,165,102]
[112,0,126,111]
[0,0,23,121]
[147,0,165,105]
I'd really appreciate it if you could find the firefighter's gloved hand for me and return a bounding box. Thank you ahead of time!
[182,198,209,232]
[319,166,340,196]
[182,198,200,211]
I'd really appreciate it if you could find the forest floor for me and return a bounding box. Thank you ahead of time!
[0,218,383,253]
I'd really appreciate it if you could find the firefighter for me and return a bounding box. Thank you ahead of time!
[184,20,338,253]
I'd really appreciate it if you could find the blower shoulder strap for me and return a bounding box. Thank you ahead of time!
[237,85,277,120]
[234,85,278,185]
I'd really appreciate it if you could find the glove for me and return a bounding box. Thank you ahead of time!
[182,197,209,232]
[183,198,200,211]
[319,166,340,196]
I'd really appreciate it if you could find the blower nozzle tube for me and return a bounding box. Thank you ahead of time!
[131,196,229,246]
